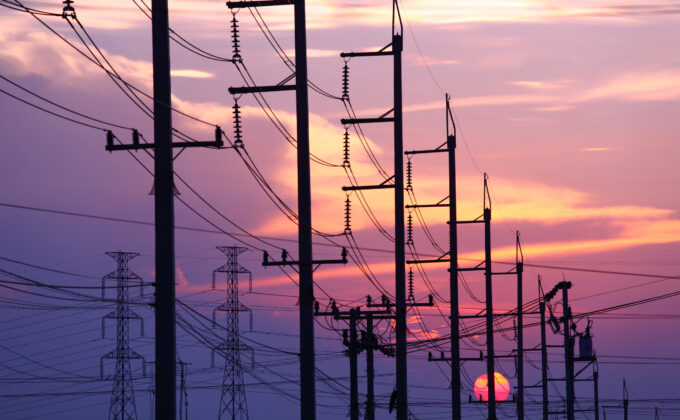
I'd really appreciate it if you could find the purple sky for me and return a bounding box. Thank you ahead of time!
[1,1,680,418]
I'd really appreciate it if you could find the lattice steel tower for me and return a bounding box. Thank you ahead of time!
[101,251,144,420]
[212,246,252,420]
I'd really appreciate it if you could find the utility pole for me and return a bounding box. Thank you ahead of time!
[178,360,189,420]
[348,309,359,420]
[293,0,316,416]
[539,278,549,420]
[594,370,599,420]
[623,379,629,420]
[151,1,175,418]
[339,2,406,417]
[516,232,525,420]
[392,6,407,418]
[101,251,145,420]
[483,176,496,418]
[562,281,574,420]
[212,246,252,420]
[226,2,349,418]
[446,97,460,420]
[364,313,375,420]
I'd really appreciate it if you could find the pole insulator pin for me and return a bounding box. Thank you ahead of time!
[106,130,114,152]
[132,129,140,147]
[214,126,224,148]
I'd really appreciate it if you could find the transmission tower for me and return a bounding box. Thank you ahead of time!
[212,246,252,420]
[101,251,145,420]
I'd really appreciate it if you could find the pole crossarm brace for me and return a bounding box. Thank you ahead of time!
[340,43,394,58]
[227,0,294,8]
[105,128,224,152]
[428,350,483,362]
[228,84,296,95]
[262,248,348,267]
[341,108,395,125]
[406,251,449,265]
[404,142,448,155]
[405,195,449,209]
[342,175,395,191]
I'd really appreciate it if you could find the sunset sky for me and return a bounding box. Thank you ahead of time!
[1,1,680,418]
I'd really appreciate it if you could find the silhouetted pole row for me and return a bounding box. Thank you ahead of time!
[406,98,515,420]
[314,301,393,420]
[540,280,598,418]
[405,96,463,419]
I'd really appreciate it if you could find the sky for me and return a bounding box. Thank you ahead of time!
[1,0,680,419]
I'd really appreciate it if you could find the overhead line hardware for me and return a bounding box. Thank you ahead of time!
[227,0,294,8]
[228,84,296,95]
[105,127,225,151]
[262,248,348,268]
[341,108,395,125]
[340,43,395,58]
[342,175,395,191]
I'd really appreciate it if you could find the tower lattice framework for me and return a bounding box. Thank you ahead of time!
[213,246,252,420]
[101,251,144,420]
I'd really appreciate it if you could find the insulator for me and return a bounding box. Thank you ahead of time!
[514,354,519,376]
[214,126,224,148]
[342,63,349,100]
[342,129,350,167]
[406,159,412,190]
[407,214,413,245]
[231,14,242,62]
[408,268,414,300]
[344,196,351,234]
[233,100,243,147]
[62,0,76,18]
